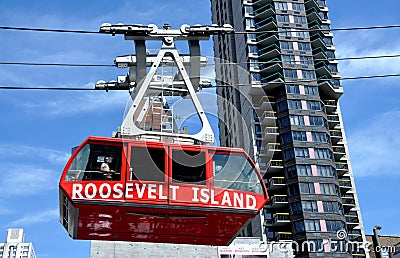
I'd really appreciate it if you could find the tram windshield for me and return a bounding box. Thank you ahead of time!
[65,143,122,181]
[213,153,263,194]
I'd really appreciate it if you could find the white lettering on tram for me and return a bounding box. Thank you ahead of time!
[71,183,258,209]
[191,187,257,209]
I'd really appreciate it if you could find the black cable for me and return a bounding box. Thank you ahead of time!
[0,86,95,90]
[1,74,400,91]
[0,26,99,34]
[233,25,400,34]
[2,54,400,68]
[1,24,400,35]
[0,62,114,67]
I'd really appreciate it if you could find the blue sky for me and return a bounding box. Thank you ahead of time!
[0,0,399,257]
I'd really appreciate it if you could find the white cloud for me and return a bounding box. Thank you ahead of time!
[7,208,59,227]
[0,144,69,165]
[15,83,127,116]
[0,165,57,196]
[335,31,400,78]
[347,110,400,177]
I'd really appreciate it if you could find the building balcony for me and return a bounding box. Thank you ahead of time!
[309,23,332,38]
[257,32,279,46]
[305,0,329,12]
[266,177,286,190]
[265,160,284,174]
[275,232,293,241]
[260,61,282,75]
[266,195,289,209]
[342,196,356,210]
[335,162,349,176]
[258,143,281,160]
[339,179,352,193]
[330,129,342,138]
[258,44,280,60]
[260,111,277,126]
[254,95,275,110]
[264,213,291,227]
[345,215,360,225]
[313,47,329,61]
[324,99,337,111]
[318,78,343,100]
[306,8,331,25]
[333,146,346,158]
[327,115,340,122]
[253,0,273,7]
[327,115,340,129]
[254,4,276,20]
[255,16,277,31]
[315,61,340,78]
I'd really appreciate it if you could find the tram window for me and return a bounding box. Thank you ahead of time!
[213,154,263,194]
[172,150,206,185]
[65,144,122,181]
[130,146,165,182]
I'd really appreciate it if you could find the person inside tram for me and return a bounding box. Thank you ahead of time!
[100,156,115,179]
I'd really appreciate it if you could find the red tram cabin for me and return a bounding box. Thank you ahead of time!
[59,136,268,246]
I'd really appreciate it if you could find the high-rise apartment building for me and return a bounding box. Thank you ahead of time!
[0,229,36,258]
[211,0,368,257]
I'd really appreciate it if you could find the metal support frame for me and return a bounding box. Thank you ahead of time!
[97,23,234,144]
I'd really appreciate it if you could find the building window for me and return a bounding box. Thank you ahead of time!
[312,132,329,143]
[248,45,258,54]
[294,15,307,24]
[302,70,316,79]
[291,202,303,214]
[274,2,288,11]
[298,42,311,51]
[278,27,292,37]
[294,147,310,158]
[288,99,302,110]
[277,101,288,112]
[246,18,255,27]
[306,100,322,110]
[317,165,335,177]
[245,5,254,15]
[280,41,294,50]
[249,58,259,68]
[309,116,326,126]
[302,201,318,212]
[288,183,300,196]
[292,3,306,12]
[296,31,310,38]
[304,86,319,95]
[299,182,315,193]
[284,69,298,79]
[247,33,256,41]
[290,115,305,125]
[323,201,343,214]
[286,84,300,94]
[284,149,295,161]
[277,14,290,23]
[294,221,305,233]
[279,116,291,128]
[320,183,339,196]
[292,131,307,141]
[326,220,345,232]
[305,220,321,232]
[297,165,312,176]
[281,132,293,144]
[314,148,332,160]
[282,55,296,65]
[300,56,314,66]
